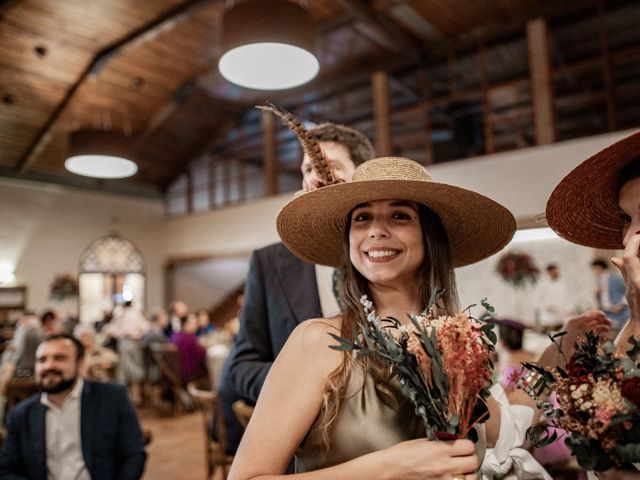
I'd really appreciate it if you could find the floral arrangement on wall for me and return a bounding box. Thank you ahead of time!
[496,251,539,288]
[49,273,79,300]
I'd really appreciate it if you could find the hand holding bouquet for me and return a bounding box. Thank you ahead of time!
[520,332,640,471]
[330,291,496,441]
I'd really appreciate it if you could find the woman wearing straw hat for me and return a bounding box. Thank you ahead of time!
[546,130,640,480]
[228,155,520,480]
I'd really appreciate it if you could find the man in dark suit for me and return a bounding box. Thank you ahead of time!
[218,122,375,452]
[0,333,146,480]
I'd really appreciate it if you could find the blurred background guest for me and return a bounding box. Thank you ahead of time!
[535,264,570,331]
[74,324,119,383]
[195,309,215,337]
[171,314,206,386]
[108,301,149,405]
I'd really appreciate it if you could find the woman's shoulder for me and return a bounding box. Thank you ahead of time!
[291,316,342,343]
[284,316,344,368]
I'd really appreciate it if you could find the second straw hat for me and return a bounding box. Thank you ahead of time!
[277,156,516,268]
[546,130,640,249]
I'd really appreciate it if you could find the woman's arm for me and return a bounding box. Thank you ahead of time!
[536,310,610,370]
[229,318,480,480]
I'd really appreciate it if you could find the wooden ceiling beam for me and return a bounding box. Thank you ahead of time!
[15,0,216,173]
[334,0,424,60]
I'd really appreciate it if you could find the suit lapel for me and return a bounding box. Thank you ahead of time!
[275,244,322,325]
[80,382,95,473]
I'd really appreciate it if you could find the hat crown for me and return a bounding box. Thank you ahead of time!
[353,157,432,183]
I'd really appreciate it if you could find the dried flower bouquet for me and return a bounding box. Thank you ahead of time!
[330,290,497,441]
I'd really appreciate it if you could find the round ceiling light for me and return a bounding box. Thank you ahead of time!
[65,129,138,179]
[219,42,319,90]
[65,155,138,179]
[219,0,319,91]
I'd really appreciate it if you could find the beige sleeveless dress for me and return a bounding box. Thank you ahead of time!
[295,360,486,472]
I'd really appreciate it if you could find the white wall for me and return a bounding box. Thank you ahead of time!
[0,179,166,316]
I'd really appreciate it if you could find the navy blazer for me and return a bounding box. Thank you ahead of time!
[0,380,147,480]
[225,242,322,403]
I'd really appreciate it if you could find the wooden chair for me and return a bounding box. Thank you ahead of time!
[6,377,38,411]
[232,399,254,429]
[149,342,189,415]
[187,380,234,480]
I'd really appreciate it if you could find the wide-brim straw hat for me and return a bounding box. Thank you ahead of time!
[546,130,640,249]
[277,157,516,268]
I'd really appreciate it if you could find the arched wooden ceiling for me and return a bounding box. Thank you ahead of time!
[0,0,635,197]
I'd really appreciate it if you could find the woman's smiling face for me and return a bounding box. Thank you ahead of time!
[349,199,424,287]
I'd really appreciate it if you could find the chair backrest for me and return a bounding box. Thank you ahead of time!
[232,400,254,429]
[187,380,233,478]
[6,378,38,410]
[150,342,181,386]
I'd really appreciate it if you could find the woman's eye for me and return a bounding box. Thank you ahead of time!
[392,211,412,220]
[620,212,632,224]
[353,212,371,222]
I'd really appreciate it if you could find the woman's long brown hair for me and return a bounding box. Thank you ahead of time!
[316,203,459,449]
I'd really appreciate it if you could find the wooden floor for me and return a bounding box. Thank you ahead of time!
[139,406,213,480]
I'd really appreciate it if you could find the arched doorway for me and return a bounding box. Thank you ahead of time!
[78,233,145,323]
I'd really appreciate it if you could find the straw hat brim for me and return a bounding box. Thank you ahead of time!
[546,130,640,249]
[277,178,516,268]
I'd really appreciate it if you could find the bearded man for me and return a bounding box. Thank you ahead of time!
[0,333,146,480]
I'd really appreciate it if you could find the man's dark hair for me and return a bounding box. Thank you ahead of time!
[41,310,56,325]
[591,259,609,269]
[43,333,85,360]
[309,123,375,167]
[546,264,558,272]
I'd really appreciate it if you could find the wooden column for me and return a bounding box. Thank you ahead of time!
[207,155,216,208]
[527,18,556,145]
[261,110,278,195]
[478,44,495,154]
[222,156,231,205]
[598,0,617,131]
[371,70,392,156]
[186,167,194,213]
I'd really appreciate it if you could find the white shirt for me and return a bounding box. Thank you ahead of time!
[315,265,340,318]
[536,278,569,327]
[41,379,90,480]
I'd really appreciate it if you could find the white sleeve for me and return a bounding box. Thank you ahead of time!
[481,383,553,480]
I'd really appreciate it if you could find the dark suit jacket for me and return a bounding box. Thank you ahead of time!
[216,242,322,455]
[0,380,147,480]
[225,242,322,403]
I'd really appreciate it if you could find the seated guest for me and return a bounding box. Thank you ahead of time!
[196,309,215,337]
[74,324,119,383]
[0,313,44,419]
[141,308,169,385]
[171,314,206,385]
[40,310,60,336]
[0,334,146,479]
